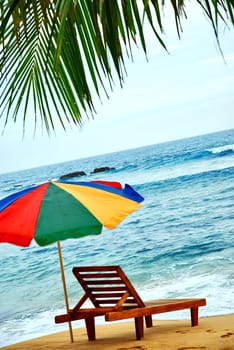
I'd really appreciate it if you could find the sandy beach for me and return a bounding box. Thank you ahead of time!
[2,314,234,350]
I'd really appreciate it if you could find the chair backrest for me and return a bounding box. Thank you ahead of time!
[72,265,146,310]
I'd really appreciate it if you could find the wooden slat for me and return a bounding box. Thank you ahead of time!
[94,299,121,304]
[90,286,127,292]
[144,299,207,308]
[78,272,120,278]
[74,266,120,272]
[83,279,124,285]
[94,301,138,306]
[105,298,207,321]
[91,292,127,298]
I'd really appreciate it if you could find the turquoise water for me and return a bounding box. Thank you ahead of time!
[0,129,234,347]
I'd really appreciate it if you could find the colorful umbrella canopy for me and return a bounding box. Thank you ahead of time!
[0,180,144,247]
[0,179,144,342]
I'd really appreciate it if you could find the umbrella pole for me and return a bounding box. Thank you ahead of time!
[57,241,74,343]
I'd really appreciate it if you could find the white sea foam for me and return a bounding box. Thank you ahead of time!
[208,144,234,154]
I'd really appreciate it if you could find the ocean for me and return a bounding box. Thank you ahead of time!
[0,129,234,347]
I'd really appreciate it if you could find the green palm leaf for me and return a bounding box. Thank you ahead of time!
[0,0,233,133]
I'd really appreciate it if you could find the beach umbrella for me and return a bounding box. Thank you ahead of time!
[0,179,144,341]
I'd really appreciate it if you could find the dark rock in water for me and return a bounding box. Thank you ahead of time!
[91,166,115,174]
[60,171,86,179]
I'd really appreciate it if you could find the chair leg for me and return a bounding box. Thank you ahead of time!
[191,307,199,326]
[135,317,144,340]
[145,315,153,328]
[85,317,96,340]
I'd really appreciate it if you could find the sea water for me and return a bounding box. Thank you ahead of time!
[0,129,234,347]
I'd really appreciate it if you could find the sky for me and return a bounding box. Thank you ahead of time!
[1,4,234,174]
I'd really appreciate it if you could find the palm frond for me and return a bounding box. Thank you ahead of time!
[0,0,233,133]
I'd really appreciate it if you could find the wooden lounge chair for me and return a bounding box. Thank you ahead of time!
[55,265,206,340]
